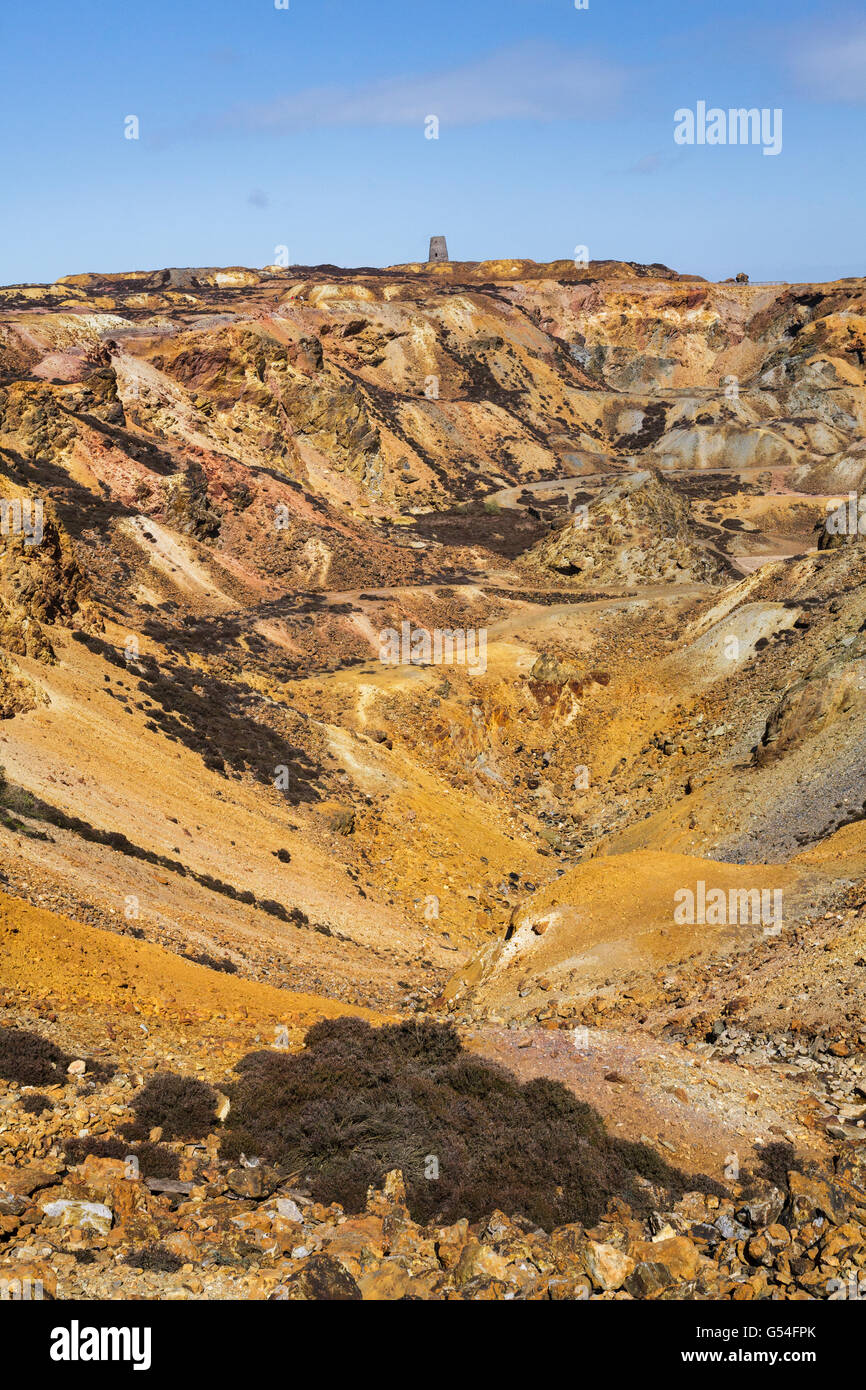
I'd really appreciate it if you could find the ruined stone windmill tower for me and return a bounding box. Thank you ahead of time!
[428,236,449,263]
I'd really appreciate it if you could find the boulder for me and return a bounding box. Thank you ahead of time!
[583,1240,635,1291]
[786,1170,847,1226]
[435,1218,470,1270]
[0,1162,58,1198]
[631,1235,702,1282]
[270,1254,362,1301]
[357,1262,411,1301]
[41,1199,113,1235]
[736,1186,786,1229]
[625,1260,674,1298]
[453,1239,511,1286]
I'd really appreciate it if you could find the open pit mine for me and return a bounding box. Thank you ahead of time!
[1,256,865,1302]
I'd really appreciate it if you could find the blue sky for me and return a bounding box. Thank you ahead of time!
[2,0,865,283]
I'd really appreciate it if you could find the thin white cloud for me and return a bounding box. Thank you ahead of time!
[629,152,664,174]
[215,42,626,133]
[789,22,866,102]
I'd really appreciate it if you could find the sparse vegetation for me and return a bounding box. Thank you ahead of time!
[221,1017,720,1230]
[124,1072,218,1141]
[124,1243,183,1273]
[0,1026,112,1086]
[64,1136,181,1179]
[19,1091,51,1115]
[184,951,238,974]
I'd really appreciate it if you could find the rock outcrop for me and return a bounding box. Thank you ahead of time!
[525,471,727,588]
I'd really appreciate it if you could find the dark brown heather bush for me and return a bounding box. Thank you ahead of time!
[63,1136,181,1179]
[221,1017,722,1230]
[20,1092,52,1115]
[123,1072,218,1142]
[0,1027,72,1086]
[184,952,238,974]
[124,1243,183,1273]
[129,1141,183,1179]
[0,1027,113,1086]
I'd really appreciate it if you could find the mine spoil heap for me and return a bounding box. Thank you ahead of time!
[1,258,865,1298]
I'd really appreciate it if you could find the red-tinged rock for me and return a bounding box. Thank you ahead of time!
[0,1162,58,1197]
[583,1240,635,1291]
[453,1239,511,1286]
[75,1155,130,1201]
[365,1168,408,1218]
[402,1269,449,1299]
[357,1261,411,1300]
[546,1272,592,1300]
[631,1236,702,1282]
[787,1170,847,1226]
[318,1216,387,1252]
[162,1230,200,1263]
[435,1218,469,1270]
[450,1276,512,1301]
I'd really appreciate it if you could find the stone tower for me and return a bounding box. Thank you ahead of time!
[428,236,449,263]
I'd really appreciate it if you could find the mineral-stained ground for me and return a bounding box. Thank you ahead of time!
[0,256,865,1299]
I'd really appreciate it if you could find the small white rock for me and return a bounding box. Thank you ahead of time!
[41,1200,113,1235]
[275,1198,304,1224]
